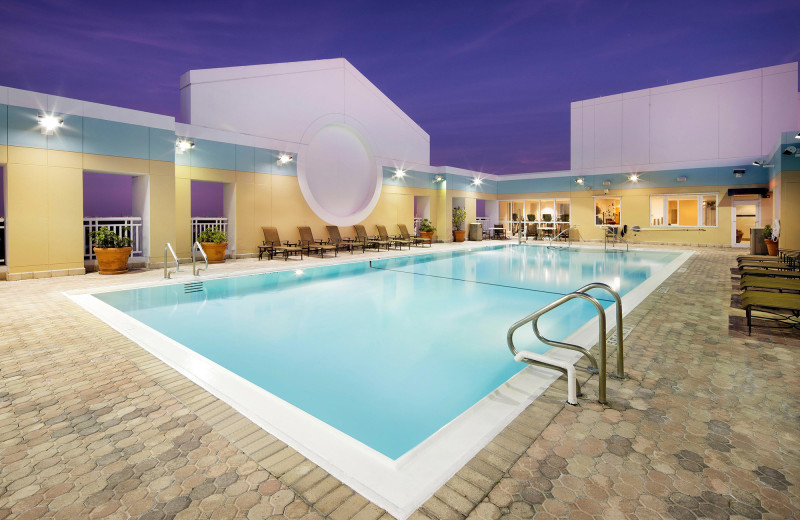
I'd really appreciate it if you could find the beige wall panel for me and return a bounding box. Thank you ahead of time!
[188,166,236,183]
[253,181,272,244]
[83,153,149,175]
[0,145,7,164]
[780,170,800,250]
[47,150,82,169]
[6,164,49,270]
[149,160,174,176]
[270,175,327,243]
[8,146,47,166]
[236,178,256,255]
[148,174,177,263]
[175,165,190,179]
[175,177,192,258]
[47,167,84,266]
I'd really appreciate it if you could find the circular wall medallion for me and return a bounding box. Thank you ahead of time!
[297,122,381,226]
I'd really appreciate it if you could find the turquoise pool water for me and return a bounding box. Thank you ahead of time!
[95,244,679,459]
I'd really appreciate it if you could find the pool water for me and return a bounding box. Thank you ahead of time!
[95,244,679,459]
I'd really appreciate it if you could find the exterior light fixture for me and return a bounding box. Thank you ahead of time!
[575,177,584,185]
[733,169,745,178]
[628,173,640,182]
[433,175,445,183]
[38,113,63,135]
[782,145,798,156]
[795,132,800,140]
[603,180,611,186]
[392,168,406,179]
[753,160,763,166]
[277,153,293,165]
[176,138,195,154]
[471,177,483,186]
[676,176,687,182]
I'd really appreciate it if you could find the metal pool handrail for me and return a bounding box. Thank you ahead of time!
[546,224,577,249]
[507,282,625,405]
[192,241,208,276]
[164,243,179,279]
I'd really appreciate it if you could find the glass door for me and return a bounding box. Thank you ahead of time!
[731,197,760,248]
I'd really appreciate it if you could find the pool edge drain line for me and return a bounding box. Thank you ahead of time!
[368,261,617,303]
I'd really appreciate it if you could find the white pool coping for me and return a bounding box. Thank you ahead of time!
[67,243,693,519]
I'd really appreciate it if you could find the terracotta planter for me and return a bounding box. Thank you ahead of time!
[94,247,132,275]
[201,242,228,263]
[419,231,434,242]
[453,230,466,242]
[765,239,779,256]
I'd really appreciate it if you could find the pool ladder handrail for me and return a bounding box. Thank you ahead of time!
[164,242,179,279]
[192,241,208,276]
[546,224,577,249]
[507,282,624,405]
[604,227,629,252]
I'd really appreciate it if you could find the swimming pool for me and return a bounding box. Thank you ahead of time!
[74,243,689,517]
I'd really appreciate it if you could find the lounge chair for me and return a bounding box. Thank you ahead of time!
[741,289,800,335]
[261,226,304,261]
[298,226,338,258]
[377,225,411,250]
[326,226,366,253]
[739,268,800,279]
[740,275,800,293]
[354,224,392,251]
[397,223,431,247]
[738,260,797,270]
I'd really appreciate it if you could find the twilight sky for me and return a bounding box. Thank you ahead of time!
[1,0,798,174]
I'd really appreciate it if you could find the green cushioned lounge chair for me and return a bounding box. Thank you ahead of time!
[741,290,800,335]
[740,275,800,293]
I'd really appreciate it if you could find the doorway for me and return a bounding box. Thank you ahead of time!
[731,196,760,248]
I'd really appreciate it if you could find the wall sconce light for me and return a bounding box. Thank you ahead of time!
[175,138,195,154]
[782,145,799,157]
[38,113,63,135]
[795,132,800,140]
[603,180,611,186]
[676,176,687,182]
[471,177,483,186]
[628,173,640,183]
[433,175,445,183]
[277,153,293,165]
[753,160,774,168]
[392,168,406,179]
[733,169,745,178]
[575,177,584,185]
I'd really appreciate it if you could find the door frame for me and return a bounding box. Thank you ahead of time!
[731,197,761,248]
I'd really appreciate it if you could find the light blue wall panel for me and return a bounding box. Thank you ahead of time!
[47,114,82,153]
[271,149,297,176]
[0,105,7,146]
[7,106,46,149]
[187,138,236,171]
[150,128,175,162]
[83,117,149,159]
[235,145,255,172]
[253,148,273,174]
[381,167,442,189]
[497,175,573,194]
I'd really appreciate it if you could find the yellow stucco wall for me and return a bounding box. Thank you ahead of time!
[780,170,800,250]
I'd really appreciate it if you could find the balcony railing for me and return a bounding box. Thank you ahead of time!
[0,217,5,265]
[84,217,143,259]
[192,217,228,243]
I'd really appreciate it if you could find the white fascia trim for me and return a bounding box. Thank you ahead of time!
[174,123,300,153]
[2,84,176,131]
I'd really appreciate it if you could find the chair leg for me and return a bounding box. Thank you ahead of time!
[746,306,751,336]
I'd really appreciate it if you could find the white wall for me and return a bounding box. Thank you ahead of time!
[180,58,430,166]
[571,62,799,174]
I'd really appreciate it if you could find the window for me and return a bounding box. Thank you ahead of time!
[556,199,570,222]
[649,194,717,227]
[497,198,571,223]
[595,197,621,226]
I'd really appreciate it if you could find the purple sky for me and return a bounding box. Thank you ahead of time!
[1,1,798,174]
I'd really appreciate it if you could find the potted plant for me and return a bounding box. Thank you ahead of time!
[419,219,436,242]
[452,206,467,242]
[89,226,133,275]
[198,227,228,263]
[763,224,779,256]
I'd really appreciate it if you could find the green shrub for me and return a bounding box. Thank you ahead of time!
[419,218,436,232]
[198,227,228,244]
[452,206,467,231]
[89,226,133,248]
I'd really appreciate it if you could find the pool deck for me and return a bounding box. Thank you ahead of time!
[0,242,798,520]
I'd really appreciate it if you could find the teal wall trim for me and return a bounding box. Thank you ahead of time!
[497,165,769,195]
[0,105,6,146]
[381,167,444,190]
[150,128,176,162]
[235,145,255,173]
[83,117,149,159]
[7,106,47,150]
[444,173,498,194]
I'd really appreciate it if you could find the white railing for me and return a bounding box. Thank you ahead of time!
[0,217,5,265]
[192,217,228,243]
[84,217,143,259]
